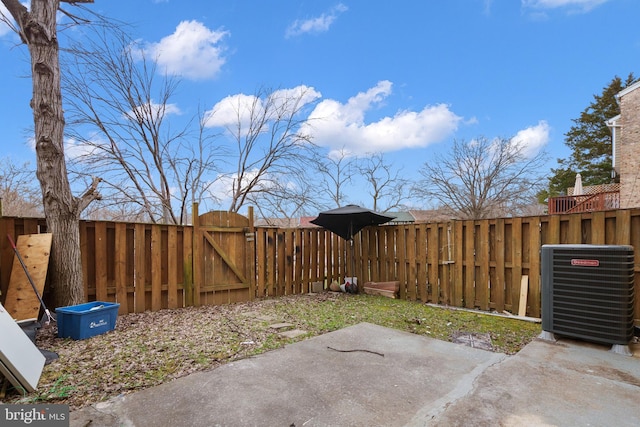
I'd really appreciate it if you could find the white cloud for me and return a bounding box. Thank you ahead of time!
[202,85,322,133]
[521,0,610,13]
[286,3,348,38]
[203,93,260,130]
[140,20,228,80]
[301,80,462,155]
[64,137,99,161]
[208,169,263,203]
[203,81,464,157]
[510,120,550,157]
[125,101,182,122]
[271,86,323,111]
[204,177,230,204]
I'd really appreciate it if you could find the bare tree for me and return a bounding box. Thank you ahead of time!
[0,158,43,217]
[246,171,323,221]
[204,86,319,214]
[62,27,223,224]
[357,153,410,212]
[82,200,150,223]
[1,0,100,306]
[311,148,357,208]
[415,137,548,219]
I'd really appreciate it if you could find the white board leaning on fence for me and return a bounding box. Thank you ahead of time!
[0,302,46,393]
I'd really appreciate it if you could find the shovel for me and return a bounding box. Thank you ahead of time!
[7,234,55,324]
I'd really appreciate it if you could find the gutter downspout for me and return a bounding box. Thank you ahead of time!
[606,116,620,179]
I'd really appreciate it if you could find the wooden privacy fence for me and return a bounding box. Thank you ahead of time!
[0,216,194,315]
[352,209,640,319]
[1,208,639,320]
[256,209,640,320]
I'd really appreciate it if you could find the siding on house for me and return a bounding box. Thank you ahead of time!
[616,81,640,208]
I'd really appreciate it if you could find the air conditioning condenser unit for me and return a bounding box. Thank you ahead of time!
[541,244,635,354]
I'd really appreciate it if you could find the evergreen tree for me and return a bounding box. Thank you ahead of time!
[541,73,637,202]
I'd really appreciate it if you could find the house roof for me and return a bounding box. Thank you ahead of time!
[386,211,414,223]
[254,218,300,228]
[616,79,640,99]
[409,209,455,223]
[299,216,321,228]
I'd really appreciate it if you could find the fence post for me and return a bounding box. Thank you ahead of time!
[528,217,542,318]
[452,220,464,307]
[188,202,200,306]
[464,220,475,308]
[247,206,256,300]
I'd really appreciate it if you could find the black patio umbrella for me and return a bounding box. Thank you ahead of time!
[310,205,395,277]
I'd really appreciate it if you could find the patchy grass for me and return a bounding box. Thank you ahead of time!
[4,293,540,410]
[263,293,540,354]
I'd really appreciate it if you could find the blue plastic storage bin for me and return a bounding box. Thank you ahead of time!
[56,301,120,340]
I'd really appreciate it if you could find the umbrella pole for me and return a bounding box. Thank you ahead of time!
[350,239,355,280]
[349,221,355,280]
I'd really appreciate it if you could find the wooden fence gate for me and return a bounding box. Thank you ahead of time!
[192,206,256,305]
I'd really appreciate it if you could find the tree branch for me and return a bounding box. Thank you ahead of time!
[75,176,102,214]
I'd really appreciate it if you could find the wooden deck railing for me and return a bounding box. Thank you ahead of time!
[548,191,620,214]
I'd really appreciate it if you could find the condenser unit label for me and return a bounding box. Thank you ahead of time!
[571,259,600,267]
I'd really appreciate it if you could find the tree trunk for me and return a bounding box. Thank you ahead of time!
[28,0,84,307]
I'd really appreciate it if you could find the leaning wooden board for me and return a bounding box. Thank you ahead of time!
[4,233,52,321]
[0,302,46,393]
[363,287,397,299]
[363,281,400,292]
[363,281,400,298]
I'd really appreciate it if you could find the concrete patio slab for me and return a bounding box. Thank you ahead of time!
[69,323,640,427]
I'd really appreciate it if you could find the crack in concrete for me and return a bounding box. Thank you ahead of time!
[404,353,508,426]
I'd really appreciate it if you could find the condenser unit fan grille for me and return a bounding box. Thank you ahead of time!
[542,245,635,345]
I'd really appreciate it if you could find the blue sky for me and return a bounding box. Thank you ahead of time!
[1,0,639,213]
